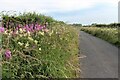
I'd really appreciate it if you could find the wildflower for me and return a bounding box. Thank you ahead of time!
[49,30,53,36]
[23,33,27,37]
[12,30,18,36]
[4,31,8,34]
[34,40,38,44]
[36,25,43,31]
[39,31,44,36]
[60,38,62,40]
[16,30,18,34]
[28,37,34,41]
[43,28,49,33]
[32,45,36,49]
[0,27,5,33]
[5,49,11,59]
[25,42,29,48]
[27,31,31,36]
[19,34,23,37]
[39,48,41,51]
[25,25,30,32]
[43,25,46,29]
[18,42,24,46]
[19,28,23,33]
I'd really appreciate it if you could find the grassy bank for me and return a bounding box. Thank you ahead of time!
[81,27,119,47]
[0,12,80,78]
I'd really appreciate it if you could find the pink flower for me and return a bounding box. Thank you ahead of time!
[38,25,43,30]
[12,30,17,36]
[5,49,11,59]
[43,28,49,33]
[0,27,5,33]
[30,25,33,30]
[43,25,46,29]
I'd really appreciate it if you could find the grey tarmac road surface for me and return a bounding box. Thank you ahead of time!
[79,31,118,78]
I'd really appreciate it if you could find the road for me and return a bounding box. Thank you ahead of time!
[79,31,118,78]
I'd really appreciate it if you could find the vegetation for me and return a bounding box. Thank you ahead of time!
[0,12,80,78]
[83,23,119,28]
[81,27,120,47]
[71,24,82,27]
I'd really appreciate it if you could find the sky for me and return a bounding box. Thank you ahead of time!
[0,0,119,25]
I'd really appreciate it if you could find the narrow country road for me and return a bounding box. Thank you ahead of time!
[79,31,118,78]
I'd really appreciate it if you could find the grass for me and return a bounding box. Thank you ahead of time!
[81,27,119,47]
[0,12,80,78]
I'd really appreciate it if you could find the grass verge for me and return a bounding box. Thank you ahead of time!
[81,27,120,47]
[1,23,80,78]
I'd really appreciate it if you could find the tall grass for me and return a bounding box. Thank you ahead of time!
[81,27,119,47]
[0,12,80,78]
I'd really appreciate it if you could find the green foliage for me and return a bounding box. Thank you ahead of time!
[1,12,79,78]
[71,24,82,27]
[91,23,119,28]
[1,12,55,28]
[81,27,120,47]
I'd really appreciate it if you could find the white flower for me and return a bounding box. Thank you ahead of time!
[19,34,23,37]
[23,33,27,37]
[19,28,23,33]
[27,31,31,36]
[39,31,44,36]
[34,40,38,44]
[49,30,53,36]
[4,31,7,34]
[16,31,18,34]
[18,42,24,46]
[25,42,29,48]
[39,48,41,51]
[28,37,33,41]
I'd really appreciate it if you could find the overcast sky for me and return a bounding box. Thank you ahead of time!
[0,0,119,25]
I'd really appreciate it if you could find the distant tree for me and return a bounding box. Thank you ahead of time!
[72,23,82,27]
[91,23,97,27]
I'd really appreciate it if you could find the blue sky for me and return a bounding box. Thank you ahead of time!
[0,0,119,25]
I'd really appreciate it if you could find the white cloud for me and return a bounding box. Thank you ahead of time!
[0,0,118,24]
[57,5,118,24]
[0,0,119,13]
